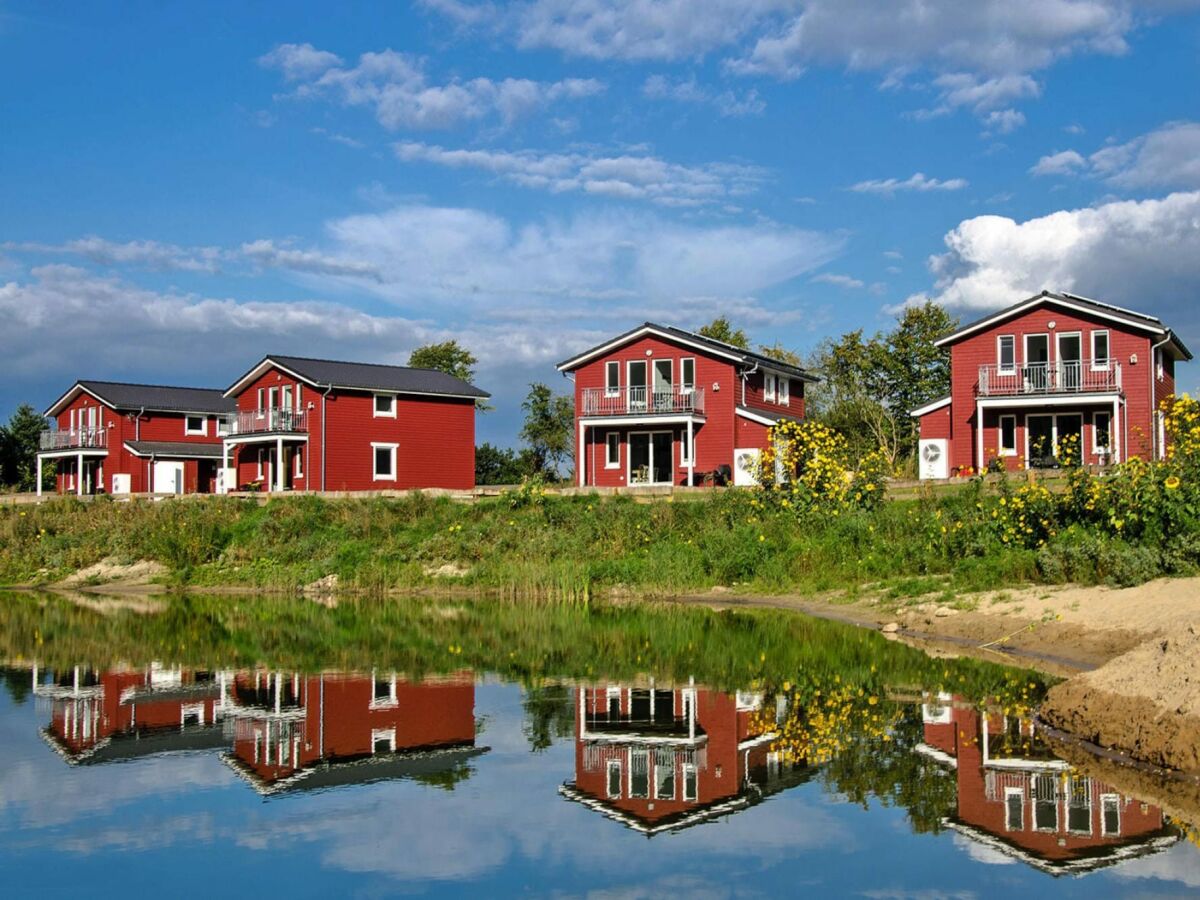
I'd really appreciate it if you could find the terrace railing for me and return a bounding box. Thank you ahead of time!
[224,408,309,436]
[978,360,1122,397]
[39,427,107,451]
[581,386,705,417]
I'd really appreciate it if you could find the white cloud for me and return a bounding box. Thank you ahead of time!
[258,42,344,81]
[642,75,766,117]
[811,272,865,289]
[849,173,969,195]
[1088,120,1200,189]
[2,237,224,273]
[981,108,1026,134]
[1029,149,1087,176]
[260,43,604,130]
[903,190,1200,315]
[240,239,382,280]
[393,141,767,206]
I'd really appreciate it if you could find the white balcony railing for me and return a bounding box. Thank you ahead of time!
[978,360,1121,397]
[224,408,309,436]
[39,427,107,451]
[581,386,705,417]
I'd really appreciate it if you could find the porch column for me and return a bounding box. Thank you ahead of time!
[36,455,43,497]
[76,452,84,496]
[686,419,694,487]
[1112,397,1121,464]
[975,401,984,473]
[275,437,285,492]
[578,421,586,487]
[221,440,230,493]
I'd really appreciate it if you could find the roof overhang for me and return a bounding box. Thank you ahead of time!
[977,393,1121,410]
[122,442,225,459]
[224,357,321,398]
[910,396,952,418]
[935,291,1180,350]
[735,406,803,427]
[44,383,109,418]
[44,383,229,418]
[224,356,489,401]
[556,325,746,372]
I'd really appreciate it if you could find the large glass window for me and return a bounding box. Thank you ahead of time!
[680,358,695,393]
[605,432,620,468]
[1092,330,1110,368]
[605,361,620,397]
[999,415,1017,456]
[998,335,1016,372]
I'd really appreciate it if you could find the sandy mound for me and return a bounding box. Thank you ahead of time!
[1041,627,1200,773]
[58,558,167,588]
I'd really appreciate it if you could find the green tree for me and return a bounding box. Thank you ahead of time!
[876,301,957,448]
[520,383,575,479]
[758,341,803,367]
[1,404,51,491]
[409,340,491,410]
[475,442,539,485]
[521,683,575,752]
[697,316,749,349]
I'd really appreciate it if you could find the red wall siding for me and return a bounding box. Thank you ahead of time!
[947,304,1158,472]
[918,405,953,441]
[742,370,806,419]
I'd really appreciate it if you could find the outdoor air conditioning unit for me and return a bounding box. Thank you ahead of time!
[111,473,131,495]
[918,439,949,480]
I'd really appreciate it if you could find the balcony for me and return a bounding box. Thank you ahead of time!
[39,427,107,451]
[581,386,705,418]
[224,408,309,436]
[978,360,1122,398]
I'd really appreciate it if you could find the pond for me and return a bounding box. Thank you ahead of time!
[0,591,1198,897]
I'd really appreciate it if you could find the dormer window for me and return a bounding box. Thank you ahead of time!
[373,393,397,418]
[185,415,207,436]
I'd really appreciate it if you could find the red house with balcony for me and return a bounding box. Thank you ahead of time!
[220,354,489,492]
[37,380,235,496]
[914,291,1191,477]
[917,695,1177,873]
[556,323,818,487]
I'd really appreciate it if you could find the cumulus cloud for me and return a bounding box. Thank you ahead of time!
[903,190,1200,316]
[849,173,968,196]
[393,141,767,206]
[1029,149,1087,176]
[641,74,766,117]
[1029,122,1200,189]
[811,272,865,289]
[259,43,604,130]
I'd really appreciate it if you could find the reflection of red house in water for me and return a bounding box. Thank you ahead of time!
[559,681,805,835]
[222,670,483,795]
[35,663,225,764]
[917,694,1178,874]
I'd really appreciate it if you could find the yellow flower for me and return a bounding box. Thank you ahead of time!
[1165,475,1182,490]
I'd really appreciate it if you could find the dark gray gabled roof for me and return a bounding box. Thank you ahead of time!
[124,441,225,459]
[556,322,819,382]
[46,381,236,417]
[227,355,490,399]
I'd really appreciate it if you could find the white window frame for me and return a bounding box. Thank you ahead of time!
[998,414,1017,457]
[295,383,303,411]
[371,727,397,754]
[997,334,1016,374]
[256,447,264,480]
[256,388,265,416]
[683,763,698,801]
[69,409,76,433]
[373,393,397,418]
[294,446,303,478]
[216,416,229,437]
[1093,411,1112,453]
[372,442,398,481]
[627,359,648,409]
[763,373,776,403]
[1005,787,1024,831]
[680,358,695,394]
[778,375,789,406]
[268,386,279,410]
[370,672,398,708]
[1100,794,1121,836]
[184,414,207,436]
[607,759,622,799]
[1091,330,1110,370]
[605,432,620,469]
[605,361,620,398]
[679,426,693,466]
[281,385,293,412]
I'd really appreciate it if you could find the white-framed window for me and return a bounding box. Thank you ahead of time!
[778,376,790,406]
[630,749,649,799]
[295,383,303,411]
[371,672,397,708]
[680,427,693,466]
[372,442,398,481]
[605,361,620,398]
[683,763,698,801]
[680,358,695,394]
[256,447,264,480]
[999,415,1017,456]
[764,373,776,402]
[371,728,397,754]
[373,393,397,418]
[282,385,293,412]
[607,760,622,799]
[216,416,229,437]
[1093,411,1112,453]
[184,415,207,436]
[256,388,265,416]
[294,447,303,478]
[1091,330,1110,369]
[1101,794,1121,836]
[654,749,675,800]
[1005,788,1024,831]
[605,432,620,468]
[998,334,1016,373]
[69,409,76,432]
[268,387,278,410]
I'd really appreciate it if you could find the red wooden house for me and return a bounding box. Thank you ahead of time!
[914,291,1191,478]
[918,696,1177,873]
[558,681,803,834]
[556,323,817,487]
[37,381,235,496]
[220,354,489,492]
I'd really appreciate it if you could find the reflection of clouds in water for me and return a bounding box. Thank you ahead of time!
[862,891,977,900]
[950,833,1015,867]
[1109,840,1200,889]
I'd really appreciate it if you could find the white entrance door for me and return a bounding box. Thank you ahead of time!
[153,461,185,494]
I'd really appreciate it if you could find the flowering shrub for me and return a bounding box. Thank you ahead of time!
[755,420,892,514]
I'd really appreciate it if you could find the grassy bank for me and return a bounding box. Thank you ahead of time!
[1,480,1194,598]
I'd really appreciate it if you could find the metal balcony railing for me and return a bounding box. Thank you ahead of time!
[224,409,309,436]
[39,427,107,451]
[581,386,705,417]
[978,360,1121,397]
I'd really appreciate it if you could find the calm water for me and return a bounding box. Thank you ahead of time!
[1,596,1199,897]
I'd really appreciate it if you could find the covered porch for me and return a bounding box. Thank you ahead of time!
[974,394,1124,473]
[36,448,108,496]
[222,434,309,493]
[578,414,705,488]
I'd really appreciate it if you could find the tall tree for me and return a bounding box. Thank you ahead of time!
[408,340,491,410]
[696,316,749,349]
[875,301,957,447]
[520,383,575,479]
[1,404,50,491]
[475,442,538,485]
[758,341,803,367]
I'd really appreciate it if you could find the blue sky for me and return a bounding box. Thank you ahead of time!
[2,1,1200,445]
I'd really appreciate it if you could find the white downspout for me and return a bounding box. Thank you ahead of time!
[1149,333,1173,460]
[320,383,332,492]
